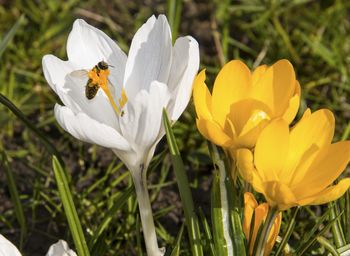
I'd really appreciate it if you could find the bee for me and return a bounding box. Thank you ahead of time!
[85,61,110,100]
[70,61,127,116]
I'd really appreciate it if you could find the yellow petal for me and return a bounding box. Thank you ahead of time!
[226,99,271,149]
[300,108,311,120]
[236,149,264,192]
[193,70,213,120]
[251,59,296,117]
[265,212,282,256]
[251,203,269,254]
[235,119,269,151]
[297,178,350,206]
[254,119,290,182]
[211,60,251,126]
[282,109,335,184]
[243,192,282,256]
[196,118,233,147]
[263,181,297,210]
[282,81,301,124]
[228,99,271,136]
[243,192,258,240]
[252,64,268,86]
[292,141,350,198]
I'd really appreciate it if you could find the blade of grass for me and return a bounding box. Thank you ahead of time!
[52,156,90,256]
[316,236,339,256]
[275,207,300,256]
[0,93,64,166]
[298,206,332,246]
[337,244,350,255]
[0,15,25,59]
[198,208,217,256]
[329,202,346,247]
[166,0,183,41]
[211,171,230,256]
[272,15,301,63]
[345,191,350,243]
[208,143,246,256]
[163,109,203,256]
[89,186,134,249]
[136,214,144,256]
[296,211,343,255]
[169,223,185,256]
[0,151,27,250]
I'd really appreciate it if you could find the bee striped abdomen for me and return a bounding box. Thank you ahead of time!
[85,61,110,100]
[85,79,100,100]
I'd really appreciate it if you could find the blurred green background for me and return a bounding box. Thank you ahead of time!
[0,0,349,255]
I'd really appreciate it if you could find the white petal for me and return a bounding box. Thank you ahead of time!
[67,19,127,88]
[120,81,171,154]
[124,15,172,98]
[0,235,21,256]
[62,72,120,129]
[55,104,131,150]
[167,36,199,121]
[42,55,76,95]
[46,240,77,256]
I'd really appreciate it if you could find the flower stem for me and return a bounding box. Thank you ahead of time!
[254,207,279,256]
[131,165,164,256]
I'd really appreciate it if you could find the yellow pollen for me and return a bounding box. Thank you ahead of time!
[88,68,127,116]
[119,88,128,108]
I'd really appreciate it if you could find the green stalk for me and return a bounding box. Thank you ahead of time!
[52,156,90,256]
[130,165,164,256]
[163,109,203,256]
[254,207,279,256]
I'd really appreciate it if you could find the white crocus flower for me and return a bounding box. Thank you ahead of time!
[0,235,76,256]
[46,240,77,256]
[0,235,21,256]
[42,15,199,256]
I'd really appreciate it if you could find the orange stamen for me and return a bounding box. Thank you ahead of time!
[88,68,127,116]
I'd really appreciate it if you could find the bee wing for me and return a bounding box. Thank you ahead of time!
[70,70,89,78]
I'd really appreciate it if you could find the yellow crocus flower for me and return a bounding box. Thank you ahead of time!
[243,192,281,256]
[237,109,350,210]
[193,59,300,152]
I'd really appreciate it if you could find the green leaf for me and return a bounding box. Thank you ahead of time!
[211,171,228,256]
[208,143,246,256]
[52,156,90,256]
[163,109,203,256]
